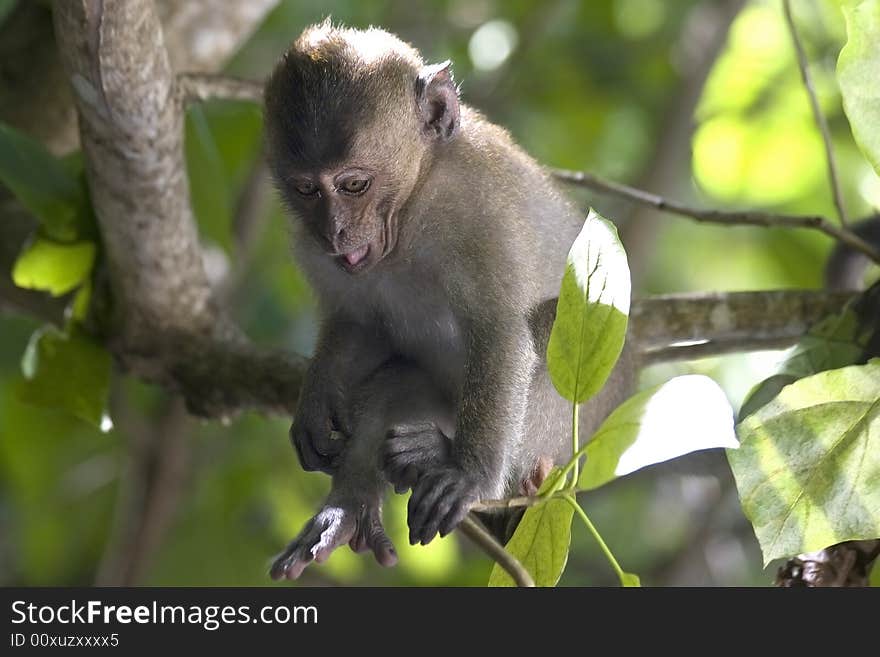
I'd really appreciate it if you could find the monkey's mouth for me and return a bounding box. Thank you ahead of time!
[336,243,373,273]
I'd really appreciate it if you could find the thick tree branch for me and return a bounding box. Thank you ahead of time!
[631,290,855,361]
[55,0,213,338]
[552,168,880,263]
[782,0,848,227]
[49,0,304,420]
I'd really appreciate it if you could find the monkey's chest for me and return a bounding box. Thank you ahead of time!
[371,278,465,389]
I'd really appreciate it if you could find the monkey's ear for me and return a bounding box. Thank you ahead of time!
[416,61,460,142]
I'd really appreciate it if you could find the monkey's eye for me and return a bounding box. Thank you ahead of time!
[339,178,371,195]
[293,180,319,197]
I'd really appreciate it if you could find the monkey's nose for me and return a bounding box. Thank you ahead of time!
[328,216,347,244]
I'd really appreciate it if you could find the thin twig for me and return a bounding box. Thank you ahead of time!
[177,72,263,106]
[472,496,544,512]
[552,168,880,263]
[458,514,535,587]
[782,0,848,227]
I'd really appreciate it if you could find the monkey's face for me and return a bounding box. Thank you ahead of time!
[283,163,403,274]
[263,24,444,274]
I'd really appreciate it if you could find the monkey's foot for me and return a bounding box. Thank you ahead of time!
[383,421,452,494]
[407,468,480,545]
[269,502,397,580]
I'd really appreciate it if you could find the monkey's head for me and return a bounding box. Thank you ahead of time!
[264,21,460,274]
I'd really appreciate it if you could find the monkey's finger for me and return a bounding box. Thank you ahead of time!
[394,465,419,494]
[409,479,455,545]
[438,499,472,538]
[270,543,313,581]
[291,424,335,473]
[269,550,295,580]
[421,493,458,545]
[270,516,316,580]
[406,474,437,521]
[284,553,313,580]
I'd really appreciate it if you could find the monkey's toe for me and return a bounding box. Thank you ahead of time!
[383,421,451,491]
[407,469,479,545]
[348,508,398,568]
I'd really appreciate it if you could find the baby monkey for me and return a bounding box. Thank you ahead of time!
[265,22,630,578]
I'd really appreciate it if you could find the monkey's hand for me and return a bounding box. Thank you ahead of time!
[290,380,351,474]
[382,421,453,494]
[406,467,481,545]
[269,498,397,581]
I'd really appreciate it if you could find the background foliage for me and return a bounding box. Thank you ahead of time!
[1,0,878,586]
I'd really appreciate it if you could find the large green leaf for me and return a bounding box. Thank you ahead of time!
[547,209,630,404]
[488,468,573,587]
[579,375,738,491]
[0,122,90,241]
[730,361,880,565]
[838,0,880,176]
[12,238,96,296]
[17,324,113,430]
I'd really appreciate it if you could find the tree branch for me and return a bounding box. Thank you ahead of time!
[49,0,305,421]
[776,540,880,587]
[177,72,263,106]
[552,168,880,263]
[782,0,848,227]
[631,290,855,360]
[458,515,535,587]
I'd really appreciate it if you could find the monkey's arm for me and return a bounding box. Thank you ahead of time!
[292,317,391,473]
[404,313,535,544]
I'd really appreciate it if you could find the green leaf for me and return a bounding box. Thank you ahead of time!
[547,209,630,404]
[739,374,798,422]
[17,324,113,430]
[838,0,880,176]
[488,499,574,587]
[0,122,90,241]
[729,361,880,565]
[578,375,737,490]
[488,468,574,587]
[12,238,96,296]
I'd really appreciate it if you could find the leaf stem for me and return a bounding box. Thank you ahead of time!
[570,402,579,486]
[563,494,628,585]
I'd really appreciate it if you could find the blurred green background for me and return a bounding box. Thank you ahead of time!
[1,0,877,587]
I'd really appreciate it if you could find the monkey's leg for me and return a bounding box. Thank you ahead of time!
[271,359,453,580]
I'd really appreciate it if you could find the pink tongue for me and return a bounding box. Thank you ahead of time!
[345,245,369,266]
